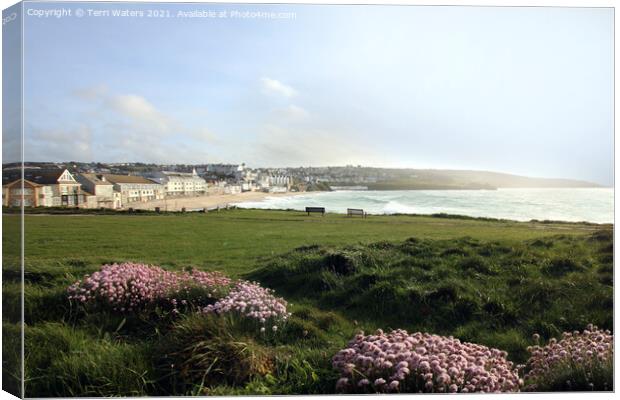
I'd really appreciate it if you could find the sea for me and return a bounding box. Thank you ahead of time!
[234,188,614,224]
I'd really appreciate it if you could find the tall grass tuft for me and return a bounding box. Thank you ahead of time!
[155,314,275,394]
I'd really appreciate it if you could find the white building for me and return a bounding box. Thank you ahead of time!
[241,182,259,192]
[226,184,242,194]
[144,169,206,197]
[259,174,292,191]
[100,174,164,204]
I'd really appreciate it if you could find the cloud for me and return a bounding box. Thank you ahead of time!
[275,104,309,121]
[187,127,220,143]
[252,124,383,167]
[25,124,93,161]
[72,84,109,101]
[21,86,223,164]
[96,121,209,164]
[22,84,380,167]
[107,94,174,134]
[251,87,383,167]
[260,77,297,98]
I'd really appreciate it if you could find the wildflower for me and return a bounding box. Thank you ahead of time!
[67,263,232,312]
[333,329,521,393]
[336,377,349,390]
[202,281,289,329]
[524,325,613,387]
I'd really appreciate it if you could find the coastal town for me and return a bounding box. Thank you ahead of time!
[2,162,602,210]
[1,162,313,210]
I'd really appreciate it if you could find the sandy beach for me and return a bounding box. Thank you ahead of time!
[128,191,307,211]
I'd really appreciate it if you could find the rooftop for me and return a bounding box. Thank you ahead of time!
[100,174,161,185]
[79,173,113,186]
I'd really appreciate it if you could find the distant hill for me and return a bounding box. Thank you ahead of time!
[363,169,604,190]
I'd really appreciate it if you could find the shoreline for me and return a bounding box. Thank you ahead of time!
[7,189,611,225]
[128,191,308,211]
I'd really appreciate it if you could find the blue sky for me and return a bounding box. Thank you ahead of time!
[10,2,615,184]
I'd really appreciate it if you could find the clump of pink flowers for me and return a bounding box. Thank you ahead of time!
[67,263,232,312]
[333,329,522,393]
[203,281,291,331]
[67,263,291,330]
[524,324,613,386]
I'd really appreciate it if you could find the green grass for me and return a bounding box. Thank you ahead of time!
[1,209,613,396]
[24,322,156,397]
[4,208,603,276]
[248,234,613,365]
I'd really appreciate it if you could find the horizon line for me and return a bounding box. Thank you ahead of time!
[3,160,613,187]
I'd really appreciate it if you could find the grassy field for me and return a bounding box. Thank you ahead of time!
[3,209,605,275]
[2,209,613,396]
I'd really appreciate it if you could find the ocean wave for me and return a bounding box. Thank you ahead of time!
[234,189,613,223]
[381,200,418,215]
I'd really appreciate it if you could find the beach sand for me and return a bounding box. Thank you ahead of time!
[128,191,306,211]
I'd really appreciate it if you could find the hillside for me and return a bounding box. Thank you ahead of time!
[425,169,603,189]
[361,169,603,190]
[2,210,613,396]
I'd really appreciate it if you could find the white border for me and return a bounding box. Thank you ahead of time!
[0,1,617,400]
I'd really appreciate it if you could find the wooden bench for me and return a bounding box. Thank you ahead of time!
[347,208,367,218]
[306,206,325,216]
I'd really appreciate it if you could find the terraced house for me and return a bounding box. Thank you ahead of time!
[144,169,206,197]
[100,174,164,204]
[3,168,89,207]
[76,173,121,209]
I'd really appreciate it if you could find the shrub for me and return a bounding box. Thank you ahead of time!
[332,329,522,393]
[524,325,613,391]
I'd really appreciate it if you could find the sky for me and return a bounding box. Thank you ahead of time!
[3,2,614,185]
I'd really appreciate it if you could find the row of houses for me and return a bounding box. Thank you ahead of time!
[2,167,294,209]
[144,170,207,196]
[2,168,166,209]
